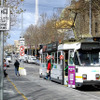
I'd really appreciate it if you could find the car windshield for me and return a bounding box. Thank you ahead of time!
[6,56,11,58]
[78,50,100,66]
[31,57,36,59]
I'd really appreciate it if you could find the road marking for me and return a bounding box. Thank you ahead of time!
[7,77,28,100]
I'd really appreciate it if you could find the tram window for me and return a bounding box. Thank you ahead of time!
[55,52,57,64]
[43,54,47,63]
[43,54,44,63]
[41,55,43,63]
[44,54,47,63]
[69,51,74,65]
[58,52,61,64]
[74,52,79,65]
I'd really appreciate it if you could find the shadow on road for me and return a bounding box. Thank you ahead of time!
[76,85,100,92]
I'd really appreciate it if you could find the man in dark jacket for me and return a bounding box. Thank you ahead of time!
[14,60,20,76]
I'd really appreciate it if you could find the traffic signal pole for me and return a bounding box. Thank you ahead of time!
[0,0,4,100]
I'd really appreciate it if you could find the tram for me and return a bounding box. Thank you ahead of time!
[39,38,100,88]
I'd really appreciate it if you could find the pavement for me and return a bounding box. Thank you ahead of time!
[4,77,23,100]
[3,62,28,100]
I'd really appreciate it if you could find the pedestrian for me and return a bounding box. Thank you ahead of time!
[14,60,20,76]
[45,60,51,80]
[3,59,8,77]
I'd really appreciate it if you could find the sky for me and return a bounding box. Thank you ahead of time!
[7,0,71,45]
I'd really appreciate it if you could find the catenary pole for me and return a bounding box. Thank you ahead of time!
[0,0,4,100]
[89,0,92,35]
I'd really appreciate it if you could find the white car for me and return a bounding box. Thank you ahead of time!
[27,56,37,63]
[6,55,12,63]
[23,55,28,63]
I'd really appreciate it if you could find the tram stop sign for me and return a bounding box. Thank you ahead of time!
[0,7,10,30]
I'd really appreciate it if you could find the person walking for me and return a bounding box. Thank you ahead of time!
[45,60,51,80]
[14,60,20,76]
[3,59,8,78]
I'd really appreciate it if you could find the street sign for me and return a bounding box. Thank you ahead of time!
[20,46,25,51]
[20,51,25,56]
[0,7,10,30]
[19,37,25,58]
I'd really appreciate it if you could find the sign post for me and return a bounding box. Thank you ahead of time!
[0,1,10,100]
[19,37,25,60]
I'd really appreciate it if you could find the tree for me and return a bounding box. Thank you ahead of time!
[0,0,24,43]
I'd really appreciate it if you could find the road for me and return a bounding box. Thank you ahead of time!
[3,62,100,100]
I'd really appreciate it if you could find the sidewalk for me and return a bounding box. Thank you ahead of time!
[4,77,22,100]
[3,63,27,100]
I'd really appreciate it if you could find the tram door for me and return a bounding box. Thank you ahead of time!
[64,50,69,85]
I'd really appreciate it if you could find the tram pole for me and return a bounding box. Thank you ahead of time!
[0,0,4,99]
[89,0,92,35]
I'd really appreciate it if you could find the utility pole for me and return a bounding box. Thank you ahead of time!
[21,1,24,37]
[35,0,38,57]
[0,0,4,100]
[0,1,10,99]
[35,0,38,25]
[89,0,92,35]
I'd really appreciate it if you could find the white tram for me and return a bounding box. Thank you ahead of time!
[39,38,100,88]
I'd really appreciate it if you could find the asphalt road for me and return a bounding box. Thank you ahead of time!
[3,62,100,100]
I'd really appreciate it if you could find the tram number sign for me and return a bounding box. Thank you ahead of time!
[20,46,25,51]
[60,55,64,60]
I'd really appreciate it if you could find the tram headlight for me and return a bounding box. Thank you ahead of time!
[82,74,87,80]
[96,74,99,80]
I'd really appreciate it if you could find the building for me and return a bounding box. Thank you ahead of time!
[14,40,20,53]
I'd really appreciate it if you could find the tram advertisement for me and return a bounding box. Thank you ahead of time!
[68,66,75,88]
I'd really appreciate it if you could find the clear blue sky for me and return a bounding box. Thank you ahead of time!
[7,0,71,45]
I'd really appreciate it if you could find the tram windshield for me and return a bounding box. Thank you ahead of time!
[78,50,100,66]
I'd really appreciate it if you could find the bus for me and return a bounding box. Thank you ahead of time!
[39,38,100,88]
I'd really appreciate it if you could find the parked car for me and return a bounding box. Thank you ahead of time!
[27,56,37,63]
[6,55,12,63]
[23,55,28,63]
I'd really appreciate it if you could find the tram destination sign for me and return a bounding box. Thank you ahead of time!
[0,7,10,30]
[43,42,58,53]
[81,42,100,50]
